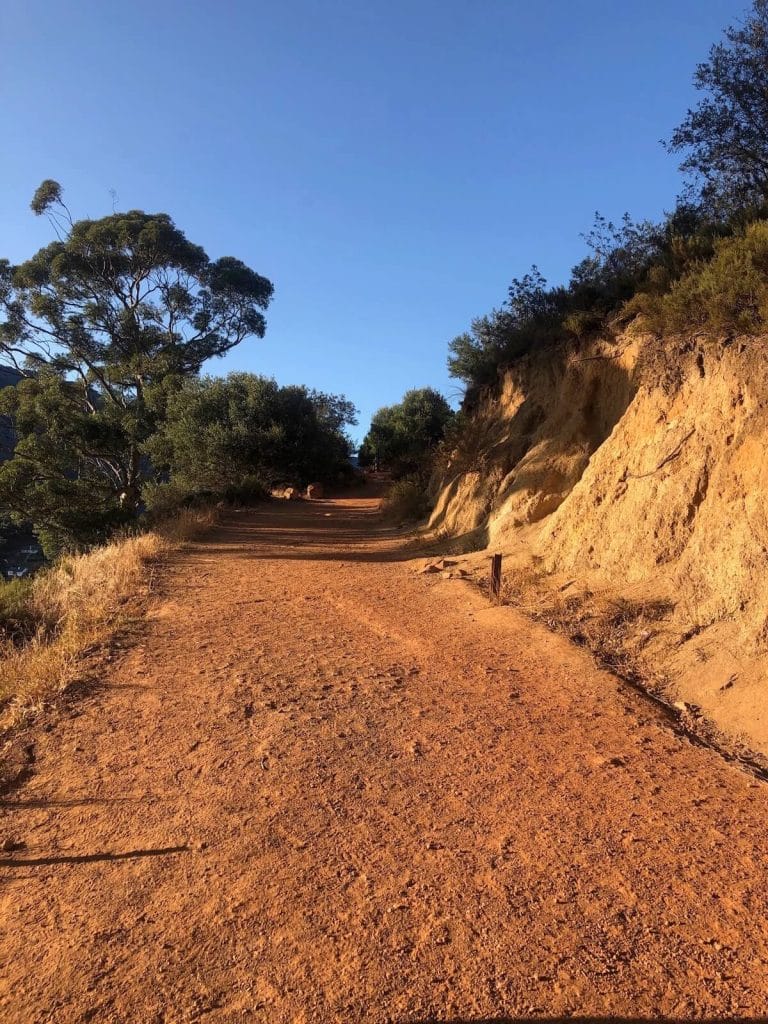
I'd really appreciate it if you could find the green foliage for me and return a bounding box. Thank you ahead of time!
[447,218,670,391]
[445,4,768,397]
[629,220,768,336]
[447,268,570,389]
[359,388,454,476]
[30,179,64,216]
[0,181,273,552]
[0,577,43,643]
[0,371,139,556]
[380,475,432,524]
[666,0,768,213]
[141,480,198,517]
[147,372,357,500]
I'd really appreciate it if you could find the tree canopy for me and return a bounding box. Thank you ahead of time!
[666,0,768,213]
[147,373,357,504]
[359,388,454,476]
[0,181,274,552]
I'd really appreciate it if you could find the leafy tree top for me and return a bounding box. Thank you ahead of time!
[359,387,454,475]
[666,0,768,213]
[0,181,275,549]
[1,180,274,393]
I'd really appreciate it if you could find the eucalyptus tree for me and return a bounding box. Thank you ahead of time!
[0,181,273,552]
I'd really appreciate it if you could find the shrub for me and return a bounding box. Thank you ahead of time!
[631,220,768,336]
[562,308,605,339]
[360,389,454,477]
[142,480,195,517]
[0,578,45,644]
[222,475,270,504]
[381,476,432,524]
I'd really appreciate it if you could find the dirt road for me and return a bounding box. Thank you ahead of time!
[2,495,768,1023]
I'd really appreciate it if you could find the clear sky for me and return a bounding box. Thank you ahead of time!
[1,0,747,441]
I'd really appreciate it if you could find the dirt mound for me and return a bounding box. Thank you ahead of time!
[431,331,768,752]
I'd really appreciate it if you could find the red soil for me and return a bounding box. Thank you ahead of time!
[2,495,768,1022]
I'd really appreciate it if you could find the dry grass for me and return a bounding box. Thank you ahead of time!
[496,568,675,690]
[0,507,218,720]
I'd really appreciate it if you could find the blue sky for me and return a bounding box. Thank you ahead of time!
[1,0,746,441]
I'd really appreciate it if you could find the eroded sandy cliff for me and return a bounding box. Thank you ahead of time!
[431,332,768,753]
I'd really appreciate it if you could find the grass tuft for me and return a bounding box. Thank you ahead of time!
[0,507,218,719]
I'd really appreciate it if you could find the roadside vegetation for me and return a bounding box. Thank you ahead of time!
[359,388,454,523]
[0,183,357,559]
[0,183,357,712]
[145,374,357,513]
[0,507,216,716]
[447,0,768,401]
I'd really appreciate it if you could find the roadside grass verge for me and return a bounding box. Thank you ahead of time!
[494,565,675,690]
[0,507,218,721]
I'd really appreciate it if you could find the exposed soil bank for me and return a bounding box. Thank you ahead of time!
[430,333,768,754]
[3,498,768,1021]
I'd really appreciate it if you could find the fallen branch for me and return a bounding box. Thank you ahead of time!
[626,429,695,480]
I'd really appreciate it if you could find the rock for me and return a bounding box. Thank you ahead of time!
[306,482,324,499]
[0,837,25,853]
[420,557,458,574]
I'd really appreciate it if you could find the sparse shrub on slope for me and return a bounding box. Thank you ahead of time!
[446,218,671,396]
[630,221,768,337]
[381,476,432,524]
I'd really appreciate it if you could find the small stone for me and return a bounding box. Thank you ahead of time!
[0,837,25,853]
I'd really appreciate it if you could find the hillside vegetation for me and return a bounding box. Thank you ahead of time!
[430,1,768,753]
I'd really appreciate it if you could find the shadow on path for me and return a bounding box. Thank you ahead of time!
[201,497,422,565]
[0,844,189,867]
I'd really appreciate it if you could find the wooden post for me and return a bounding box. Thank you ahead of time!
[490,553,502,602]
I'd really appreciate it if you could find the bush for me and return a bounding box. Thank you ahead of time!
[562,308,605,339]
[381,476,432,524]
[143,474,270,517]
[142,481,195,517]
[147,374,357,499]
[0,578,44,644]
[631,220,768,336]
[222,475,270,504]
[360,389,454,477]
